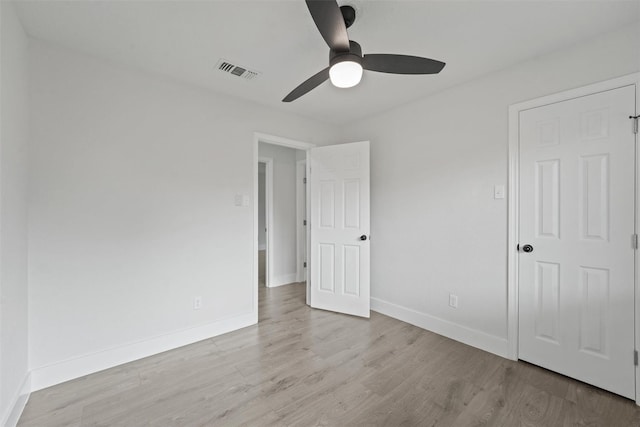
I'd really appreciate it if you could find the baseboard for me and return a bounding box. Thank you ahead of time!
[269,273,298,287]
[30,311,256,392]
[295,266,307,284]
[371,297,509,358]
[2,372,31,427]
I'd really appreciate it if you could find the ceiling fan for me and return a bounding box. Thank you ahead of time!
[282,0,446,102]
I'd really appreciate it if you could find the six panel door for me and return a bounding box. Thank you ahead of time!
[518,85,636,398]
[309,141,370,318]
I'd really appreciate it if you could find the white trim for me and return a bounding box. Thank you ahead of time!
[258,157,273,287]
[634,78,640,407]
[509,74,639,114]
[2,372,31,427]
[507,72,640,403]
[270,273,298,288]
[30,312,255,392]
[306,152,312,305]
[507,94,521,361]
[254,133,315,151]
[253,133,315,311]
[371,297,509,358]
[296,159,307,283]
[258,244,266,251]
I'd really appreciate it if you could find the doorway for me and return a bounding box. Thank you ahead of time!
[253,133,372,320]
[253,133,315,318]
[508,74,639,401]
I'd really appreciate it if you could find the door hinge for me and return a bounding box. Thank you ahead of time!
[303,220,307,226]
[303,261,307,268]
[303,177,307,184]
[634,350,638,366]
[630,115,639,134]
[633,234,638,250]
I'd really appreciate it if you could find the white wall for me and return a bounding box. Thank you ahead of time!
[258,142,300,286]
[0,2,31,425]
[27,40,339,390]
[258,163,266,250]
[341,23,640,357]
[296,149,306,162]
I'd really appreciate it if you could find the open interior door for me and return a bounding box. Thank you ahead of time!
[308,141,370,318]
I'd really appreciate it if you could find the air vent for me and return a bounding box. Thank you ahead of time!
[216,59,260,80]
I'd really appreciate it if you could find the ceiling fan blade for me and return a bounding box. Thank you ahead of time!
[363,54,446,75]
[282,67,330,102]
[305,0,350,52]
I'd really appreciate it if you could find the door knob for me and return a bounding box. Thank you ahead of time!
[360,235,368,241]
[521,244,533,253]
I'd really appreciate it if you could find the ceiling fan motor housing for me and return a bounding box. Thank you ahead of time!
[330,40,362,67]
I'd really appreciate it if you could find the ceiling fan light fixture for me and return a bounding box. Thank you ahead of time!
[329,59,363,88]
[281,2,445,102]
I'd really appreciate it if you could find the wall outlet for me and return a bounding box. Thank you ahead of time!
[449,294,458,309]
[494,184,505,199]
[234,193,249,207]
[193,296,202,310]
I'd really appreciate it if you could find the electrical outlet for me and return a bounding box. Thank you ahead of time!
[449,294,458,309]
[194,296,202,310]
[234,193,249,207]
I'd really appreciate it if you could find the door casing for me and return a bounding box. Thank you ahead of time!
[507,73,640,404]
[296,159,307,284]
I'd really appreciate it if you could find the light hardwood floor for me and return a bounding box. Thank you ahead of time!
[19,283,640,426]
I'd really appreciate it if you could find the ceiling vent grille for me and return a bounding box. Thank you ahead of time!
[216,59,260,80]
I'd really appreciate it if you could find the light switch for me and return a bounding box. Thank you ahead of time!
[234,194,250,207]
[494,185,505,199]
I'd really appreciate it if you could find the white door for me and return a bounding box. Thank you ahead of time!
[518,85,636,398]
[309,141,370,317]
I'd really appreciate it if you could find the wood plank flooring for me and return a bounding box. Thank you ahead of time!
[19,283,640,426]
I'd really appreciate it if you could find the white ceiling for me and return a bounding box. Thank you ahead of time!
[14,0,640,125]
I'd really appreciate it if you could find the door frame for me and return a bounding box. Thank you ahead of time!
[253,133,316,315]
[258,157,273,287]
[506,72,640,403]
[296,159,307,284]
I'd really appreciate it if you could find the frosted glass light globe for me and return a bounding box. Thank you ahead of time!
[329,61,363,88]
